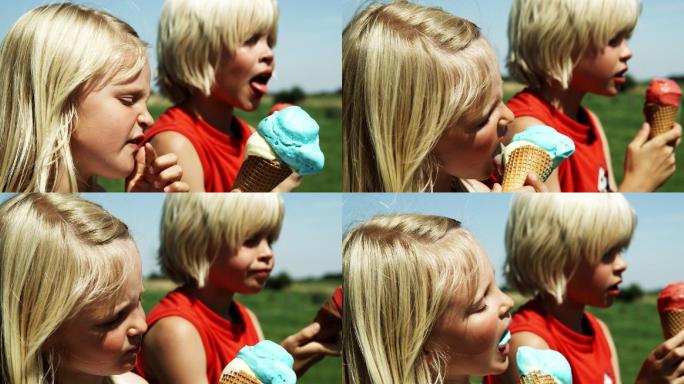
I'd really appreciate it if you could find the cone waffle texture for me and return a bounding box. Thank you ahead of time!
[660,309,684,339]
[645,104,679,138]
[502,145,553,191]
[219,371,262,384]
[519,371,557,384]
[232,156,293,192]
[311,298,342,344]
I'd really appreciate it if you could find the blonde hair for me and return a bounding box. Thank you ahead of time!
[157,0,279,104]
[0,193,135,384]
[343,1,499,192]
[505,194,636,304]
[0,3,148,192]
[507,0,640,89]
[342,214,486,384]
[159,193,284,288]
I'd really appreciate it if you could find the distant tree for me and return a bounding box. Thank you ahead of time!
[266,272,293,291]
[147,270,167,280]
[273,86,306,104]
[617,283,644,302]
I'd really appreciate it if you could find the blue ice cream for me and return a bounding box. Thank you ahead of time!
[517,346,572,384]
[506,125,575,168]
[237,340,296,384]
[257,106,325,176]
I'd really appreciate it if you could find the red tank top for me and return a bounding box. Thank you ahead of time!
[143,106,253,192]
[134,287,260,384]
[507,89,611,192]
[483,299,616,384]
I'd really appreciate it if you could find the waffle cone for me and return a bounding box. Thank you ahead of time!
[645,104,679,138]
[311,297,342,344]
[219,371,262,384]
[519,371,557,384]
[502,145,553,191]
[659,309,684,339]
[232,156,293,192]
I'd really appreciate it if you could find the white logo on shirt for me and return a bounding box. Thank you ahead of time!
[604,373,613,384]
[597,166,609,192]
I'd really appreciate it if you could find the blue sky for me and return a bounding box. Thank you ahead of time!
[343,193,684,291]
[0,0,341,93]
[0,193,342,279]
[344,0,684,81]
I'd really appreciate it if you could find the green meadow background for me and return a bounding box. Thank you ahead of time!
[142,278,342,384]
[100,94,342,192]
[504,81,684,192]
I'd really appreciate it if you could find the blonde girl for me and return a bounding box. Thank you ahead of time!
[0,3,187,192]
[343,214,514,384]
[343,1,544,192]
[0,193,148,384]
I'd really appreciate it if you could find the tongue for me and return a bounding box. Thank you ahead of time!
[251,81,268,95]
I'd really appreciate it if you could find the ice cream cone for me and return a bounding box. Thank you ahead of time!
[232,156,293,192]
[502,145,553,191]
[519,371,557,384]
[660,310,684,339]
[645,104,679,138]
[219,370,262,384]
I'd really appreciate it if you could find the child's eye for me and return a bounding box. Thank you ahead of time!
[119,96,136,106]
[99,312,125,329]
[244,34,260,46]
[608,34,624,47]
[243,236,261,248]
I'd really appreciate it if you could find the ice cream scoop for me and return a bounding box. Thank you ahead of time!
[658,282,684,339]
[517,346,572,384]
[501,125,575,191]
[220,340,296,384]
[644,79,682,139]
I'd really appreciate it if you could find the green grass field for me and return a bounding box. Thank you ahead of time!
[99,94,341,192]
[504,82,684,191]
[142,279,342,384]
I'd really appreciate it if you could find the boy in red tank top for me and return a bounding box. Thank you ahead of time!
[504,0,681,192]
[134,194,336,384]
[145,0,298,192]
[484,194,684,384]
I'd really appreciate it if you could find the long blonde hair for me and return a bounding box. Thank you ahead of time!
[343,1,499,192]
[0,3,148,192]
[0,194,134,384]
[342,214,486,383]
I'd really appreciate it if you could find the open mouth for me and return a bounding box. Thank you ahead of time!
[497,329,511,353]
[614,68,628,84]
[250,72,272,95]
[607,282,621,295]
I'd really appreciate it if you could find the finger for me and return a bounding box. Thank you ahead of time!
[144,143,157,171]
[652,124,682,147]
[661,346,684,370]
[293,340,340,356]
[655,330,684,360]
[631,122,650,147]
[524,173,547,192]
[164,181,190,193]
[158,164,183,184]
[150,153,179,174]
[491,183,502,193]
[294,322,322,343]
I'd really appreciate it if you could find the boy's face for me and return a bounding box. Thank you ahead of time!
[212,35,275,112]
[207,236,275,294]
[429,248,515,379]
[565,251,627,308]
[570,34,632,97]
[71,59,153,182]
[52,241,147,379]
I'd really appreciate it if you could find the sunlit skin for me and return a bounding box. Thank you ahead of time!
[428,244,514,384]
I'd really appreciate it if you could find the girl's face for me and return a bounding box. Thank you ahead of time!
[430,250,514,380]
[212,34,275,112]
[207,236,275,294]
[53,242,147,380]
[71,60,154,182]
[570,33,632,97]
[435,73,514,180]
[565,250,627,308]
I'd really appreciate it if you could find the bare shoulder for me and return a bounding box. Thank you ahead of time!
[505,116,545,144]
[511,331,550,349]
[113,372,148,384]
[145,316,203,348]
[150,131,197,156]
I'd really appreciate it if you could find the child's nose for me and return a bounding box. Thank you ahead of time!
[127,305,148,337]
[499,290,514,318]
[257,238,273,259]
[620,41,632,62]
[259,40,274,67]
[614,253,627,273]
[138,109,154,129]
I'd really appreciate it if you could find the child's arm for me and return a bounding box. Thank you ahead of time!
[597,319,622,384]
[636,330,684,383]
[498,331,550,384]
[149,132,206,192]
[245,308,265,340]
[140,317,210,384]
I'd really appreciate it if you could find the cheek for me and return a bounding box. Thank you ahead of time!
[458,316,500,354]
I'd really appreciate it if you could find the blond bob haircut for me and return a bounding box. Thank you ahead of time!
[505,194,636,304]
[342,214,487,384]
[160,193,284,288]
[157,0,279,104]
[507,0,640,89]
[0,3,148,192]
[0,194,135,384]
[343,1,499,192]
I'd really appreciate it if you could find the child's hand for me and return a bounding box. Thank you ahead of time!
[491,173,548,193]
[126,143,190,192]
[621,122,681,192]
[281,322,339,377]
[635,329,684,383]
[272,172,302,192]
